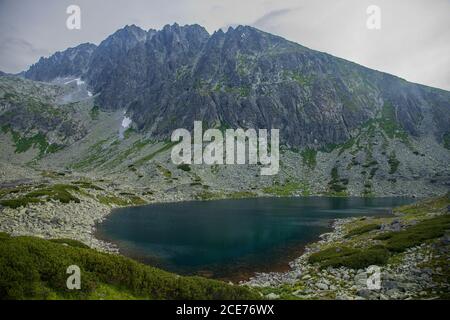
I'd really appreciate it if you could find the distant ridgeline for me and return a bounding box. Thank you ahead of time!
[22,23,450,149]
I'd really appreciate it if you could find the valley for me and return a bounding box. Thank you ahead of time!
[0,23,449,300]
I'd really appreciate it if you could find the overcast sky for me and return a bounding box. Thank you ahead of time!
[0,0,449,90]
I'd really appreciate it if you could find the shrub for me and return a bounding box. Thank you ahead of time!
[177,164,191,172]
[308,245,390,269]
[345,223,381,238]
[375,214,450,252]
[0,235,258,300]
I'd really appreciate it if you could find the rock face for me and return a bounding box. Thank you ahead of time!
[24,43,97,82]
[22,23,450,148]
[0,77,87,151]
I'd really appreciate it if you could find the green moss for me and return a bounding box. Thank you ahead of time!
[0,235,258,300]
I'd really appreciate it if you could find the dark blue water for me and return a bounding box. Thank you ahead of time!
[96,197,415,280]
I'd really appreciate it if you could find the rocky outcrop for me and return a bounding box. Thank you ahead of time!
[22,24,450,149]
[24,43,97,82]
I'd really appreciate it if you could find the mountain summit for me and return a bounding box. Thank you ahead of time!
[22,24,450,149]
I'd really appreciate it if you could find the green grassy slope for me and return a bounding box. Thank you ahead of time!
[0,233,258,300]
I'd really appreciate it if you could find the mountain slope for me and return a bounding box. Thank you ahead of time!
[23,24,450,149]
[0,232,258,299]
[24,43,97,82]
[0,23,446,198]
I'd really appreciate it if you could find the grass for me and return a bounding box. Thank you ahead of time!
[134,141,177,167]
[2,125,60,157]
[388,152,400,174]
[345,223,381,238]
[72,181,104,190]
[195,191,219,201]
[157,165,172,179]
[89,106,100,120]
[328,167,348,195]
[0,184,80,208]
[0,233,258,300]
[228,191,257,199]
[379,102,409,142]
[395,192,449,215]
[301,148,317,169]
[26,185,80,204]
[374,214,450,252]
[310,194,450,269]
[177,163,191,172]
[263,182,310,196]
[308,245,390,269]
[96,194,146,207]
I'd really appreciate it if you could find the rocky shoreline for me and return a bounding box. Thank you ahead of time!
[0,195,116,252]
[243,206,450,300]
[0,179,448,300]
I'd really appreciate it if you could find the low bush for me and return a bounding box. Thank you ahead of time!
[375,214,450,252]
[345,223,381,238]
[308,245,390,269]
[0,234,258,300]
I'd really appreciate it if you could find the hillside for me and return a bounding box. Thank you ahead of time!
[23,24,450,149]
[0,232,258,299]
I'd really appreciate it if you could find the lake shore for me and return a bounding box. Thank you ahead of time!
[243,194,450,299]
[0,178,448,300]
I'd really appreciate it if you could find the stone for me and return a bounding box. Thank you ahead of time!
[266,293,280,300]
[357,289,373,299]
[316,283,329,290]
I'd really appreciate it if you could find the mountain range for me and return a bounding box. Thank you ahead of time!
[22,23,450,148]
[1,23,449,198]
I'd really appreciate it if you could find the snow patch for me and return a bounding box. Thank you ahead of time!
[119,116,132,139]
[64,78,85,86]
[121,116,132,129]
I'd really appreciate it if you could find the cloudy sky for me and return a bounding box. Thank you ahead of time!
[0,0,449,90]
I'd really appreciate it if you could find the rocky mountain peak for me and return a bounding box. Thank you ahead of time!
[21,23,450,149]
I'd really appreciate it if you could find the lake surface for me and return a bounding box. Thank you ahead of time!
[96,197,415,281]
